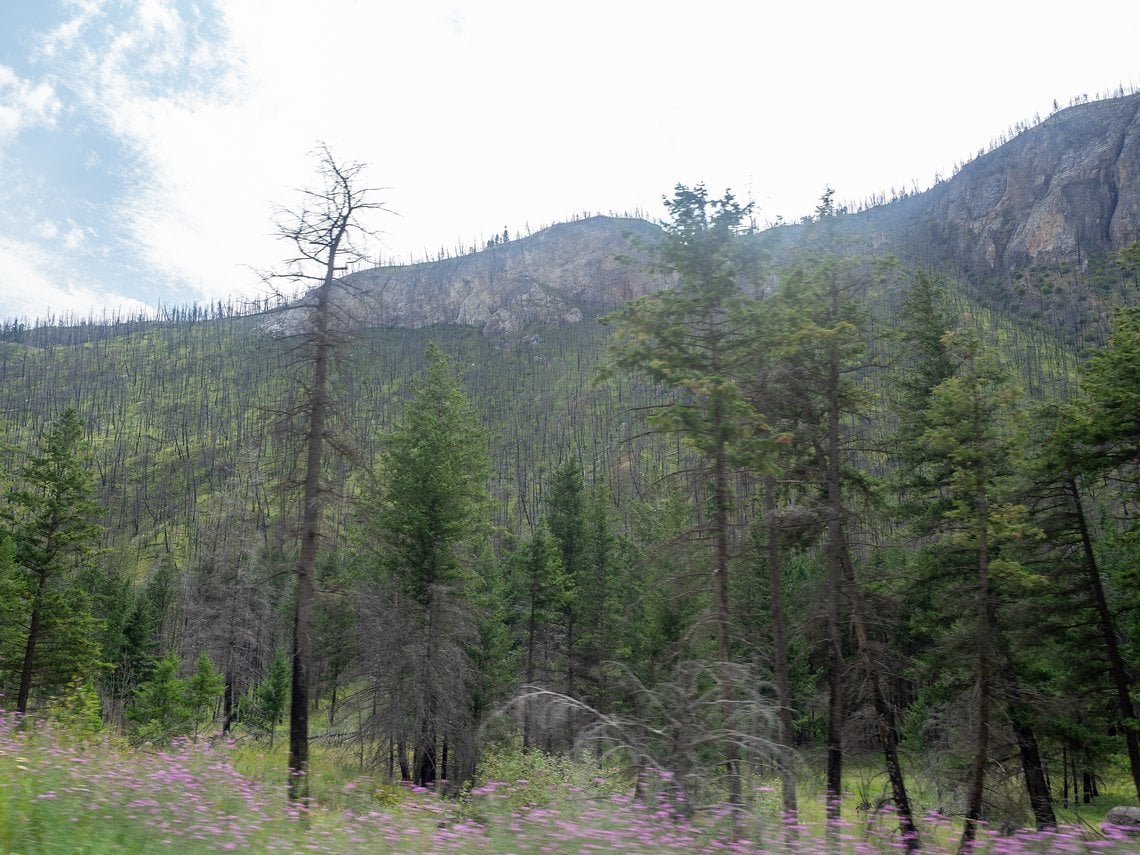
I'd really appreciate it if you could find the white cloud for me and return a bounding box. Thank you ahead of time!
[0,235,149,321]
[0,65,60,144]
[39,0,104,60]
[33,220,59,239]
[62,226,87,250]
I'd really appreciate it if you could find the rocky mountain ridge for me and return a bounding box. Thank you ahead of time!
[870,93,1140,278]
[264,216,672,340]
[275,94,1140,340]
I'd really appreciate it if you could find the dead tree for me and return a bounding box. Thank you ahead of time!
[268,146,387,803]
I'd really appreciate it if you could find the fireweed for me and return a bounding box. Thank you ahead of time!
[1,711,1135,853]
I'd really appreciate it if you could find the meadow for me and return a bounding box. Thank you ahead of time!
[2,710,1137,854]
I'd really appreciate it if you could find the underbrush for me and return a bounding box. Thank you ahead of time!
[2,711,1137,853]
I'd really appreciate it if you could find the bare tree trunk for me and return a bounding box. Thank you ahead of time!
[1070,478,1140,801]
[839,544,920,849]
[274,148,382,804]
[713,440,743,822]
[1009,698,1056,830]
[524,580,538,752]
[16,570,48,715]
[960,455,993,851]
[763,476,798,823]
[824,329,845,825]
[1062,744,1069,807]
[288,265,332,804]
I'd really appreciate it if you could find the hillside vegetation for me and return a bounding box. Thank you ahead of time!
[1,140,1139,852]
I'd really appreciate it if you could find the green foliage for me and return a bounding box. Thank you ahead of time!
[602,185,777,473]
[1,409,106,711]
[509,526,569,657]
[364,342,490,601]
[241,649,290,747]
[128,651,223,744]
[129,653,194,744]
[50,679,105,736]
[186,651,224,733]
[1079,306,1140,472]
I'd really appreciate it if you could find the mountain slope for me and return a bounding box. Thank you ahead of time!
[266,216,671,339]
[274,94,1139,344]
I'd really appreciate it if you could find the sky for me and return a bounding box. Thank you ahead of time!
[1,0,1138,322]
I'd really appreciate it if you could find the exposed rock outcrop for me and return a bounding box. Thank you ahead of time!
[916,94,1140,276]
[271,216,670,339]
[270,95,1140,341]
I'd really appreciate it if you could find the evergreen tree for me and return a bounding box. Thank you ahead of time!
[914,330,1044,847]
[2,408,105,714]
[360,342,490,786]
[771,253,918,843]
[1078,305,1140,477]
[509,525,567,750]
[602,184,773,816]
[186,651,225,737]
[129,653,191,743]
[242,649,291,748]
[128,651,223,743]
[545,461,589,716]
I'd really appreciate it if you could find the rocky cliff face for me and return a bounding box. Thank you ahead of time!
[271,95,1140,340]
[270,216,670,339]
[829,93,1140,289]
[913,94,1140,276]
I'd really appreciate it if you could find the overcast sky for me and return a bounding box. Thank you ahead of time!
[1,0,1138,322]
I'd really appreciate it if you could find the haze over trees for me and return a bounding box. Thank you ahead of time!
[0,157,1138,852]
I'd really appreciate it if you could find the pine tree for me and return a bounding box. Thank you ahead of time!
[186,651,225,737]
[3,408,105,715]
[914,330,1042,848]
[242,649,291,749]
[360,342,490,786]
[602,185,773,817]
[771,254,918,844]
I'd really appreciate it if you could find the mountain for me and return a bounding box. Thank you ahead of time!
[895,94,1140,274]
[265,215,671,340]
[287,94,1139,343]
[2,91,1137,552]
[776,93,1140,337]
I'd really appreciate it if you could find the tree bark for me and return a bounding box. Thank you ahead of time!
[824,294,845,824]
[1069,478,1140,801]
[763,476,798,823]
[713,422,743,822]
[1009,699,1056,830]
[839,544,920,849]
[960,398,993,852]
[288,230,339,804]
[16,569,49,715]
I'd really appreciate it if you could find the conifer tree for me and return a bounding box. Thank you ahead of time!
[270,147,386,801]
[602,184,773,817]
[914,330,1042,849]
[3,408,104,715]
[243,649,291,749]
[361,343,490,786]
[772,255,918,844]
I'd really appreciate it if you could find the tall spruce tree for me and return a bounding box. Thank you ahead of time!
[360,343,490,786]
[914,330,1041,849]
[3,408,104,715]
[602,184,772,817]
[772,255,918,844]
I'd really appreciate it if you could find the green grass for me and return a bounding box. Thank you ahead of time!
[3,711,1138,853]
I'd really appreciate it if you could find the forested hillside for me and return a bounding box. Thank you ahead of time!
[2,108,1139,853]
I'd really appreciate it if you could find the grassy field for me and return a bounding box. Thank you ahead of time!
[2,711,1137,854]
